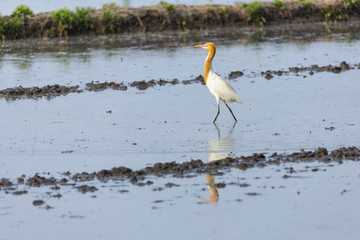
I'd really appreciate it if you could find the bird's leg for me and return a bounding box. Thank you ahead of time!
[213,122,221,138]
[213,103,220,123]
[224,101,237,122]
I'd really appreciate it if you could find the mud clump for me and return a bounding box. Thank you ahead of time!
[96,166,133,181]
[26,174,57,187]
[165,182,180,188]
[33,200,45,206]
[130,79,179,90]
[228,71,244,80]
[72,172,95,182]
[86,81,128,91]
[12,190,28,195]
[130,80,156,90]
[182,75,204,85]
[330,146,360,160]
[0,178,13,188]
[0,85,81,100]
[314,147,328,157]
[261,70,284,79]
[288,61,353,74]
[76,185,98,194]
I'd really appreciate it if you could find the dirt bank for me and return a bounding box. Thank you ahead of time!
[0,61,358,100]
[1,0,360,39]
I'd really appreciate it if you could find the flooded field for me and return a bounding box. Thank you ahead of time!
[1,22,360,239]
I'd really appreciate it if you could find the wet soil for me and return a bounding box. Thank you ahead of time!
[1,146,359,197]
[261,61,355,79]
[0,61,358,100]
[2,1,360,39]
[0,84,82,100]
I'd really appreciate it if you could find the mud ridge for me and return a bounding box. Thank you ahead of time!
[0,84,82,100]
[261,61,356,79]
[1,1,360,39]
[1,146,359,194]
[0,61,358,100]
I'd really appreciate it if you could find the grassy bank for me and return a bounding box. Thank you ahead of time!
[0,0,359,39]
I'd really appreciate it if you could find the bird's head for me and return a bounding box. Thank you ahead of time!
[195,42,216,55]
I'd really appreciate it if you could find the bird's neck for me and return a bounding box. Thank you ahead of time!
[203,50,215,84]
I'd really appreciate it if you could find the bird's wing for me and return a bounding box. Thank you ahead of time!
[208,73,241,103]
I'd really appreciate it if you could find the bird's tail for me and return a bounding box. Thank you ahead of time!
[235,96,243,104]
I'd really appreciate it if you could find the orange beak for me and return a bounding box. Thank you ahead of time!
[195,44,205,48]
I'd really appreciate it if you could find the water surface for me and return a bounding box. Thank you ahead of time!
[0,23,359,240]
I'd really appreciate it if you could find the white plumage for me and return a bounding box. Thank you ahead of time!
[195,42,242,123]
[207,71,242,105]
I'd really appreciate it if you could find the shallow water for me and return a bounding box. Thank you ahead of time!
[0,24,360,239]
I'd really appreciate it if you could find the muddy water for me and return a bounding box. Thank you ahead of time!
[1,24,360,239]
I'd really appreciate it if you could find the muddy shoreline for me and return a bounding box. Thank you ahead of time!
[0,61,358,100]
[1,1,360,39]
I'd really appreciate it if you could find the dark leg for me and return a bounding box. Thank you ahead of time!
[224,101,237,122]
[213,103,220,123]
[213,122,220,138]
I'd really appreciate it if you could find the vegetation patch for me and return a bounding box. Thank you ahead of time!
[243,1,267,26]
[51,7,76,37]
[219,6,230,16]
[75,7,94,31]
[0,15,5,40]
[12,5,34,18]
[0,1,359,39]
[322,5,347,21]
[4,5,35,39]
[159,1,176,13]
[342,0,359,10]
[100,5,119,34]
[273,0,286,10]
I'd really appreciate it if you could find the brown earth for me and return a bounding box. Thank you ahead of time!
[0,146,359,193]
[0,146,359,209]
[2,1,360,39]
[0,61,358,100]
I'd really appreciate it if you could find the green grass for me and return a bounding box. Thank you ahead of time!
[322,4,346,21]
[0,15,6,40]
[102,2,118,9]
[273,0,286,10]
[6,16,24,38]
[304,1,313,6]
[51,7,76,37]
[2,5,35,39]
[182,20,187,31]
[243,1,266,26]
[342,0,359,10]
[159,1,176,13]
[12,5,34,18]
[101,9,118,33]
[75,7,93,31]
[219,6,230,16]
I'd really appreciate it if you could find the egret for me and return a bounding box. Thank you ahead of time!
[195,42,242,123]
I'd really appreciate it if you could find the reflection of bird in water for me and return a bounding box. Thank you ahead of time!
[207,122,236,161]
[206,175,219,203]
[205,123,237,204]
[195,42,242,123]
